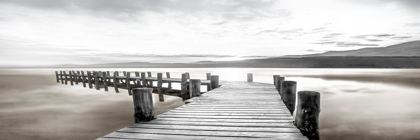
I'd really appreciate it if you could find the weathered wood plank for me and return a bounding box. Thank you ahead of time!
[128,124,301,133]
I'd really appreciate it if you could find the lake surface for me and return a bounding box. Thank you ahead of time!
[1,68,419,140]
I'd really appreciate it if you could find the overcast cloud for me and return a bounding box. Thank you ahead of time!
[0,0,419,65]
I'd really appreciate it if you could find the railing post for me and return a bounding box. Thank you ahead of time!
[210,75,219,89]
[132,88,155,123]
[55,71,59,83]
[126,72,132,95]
[282,81,296,114]
[295,91,321,139]
[157,73,164,102]
[87,71,93,88]
[135,72,141,87]
[147,72,153,87]
[94,71,99,90]
[60,71,64,84]
[102,72,108,92]
[73,71,78,85]
[181,74,188,97]
[81,71,86,87]
[69,71,74,86]
[247,73,253,82]
[273,75,280,88]
[141,72,147,87]
[113,71,119,93]
[189,79,201,98]
[206,73,211,80]
[166,72,171,89]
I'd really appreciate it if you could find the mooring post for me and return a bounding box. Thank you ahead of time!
[132,88,155,123]
[247,73,253,82]
[210,75,219,89]
[190,79,201,98]
[81,71,86,87]
[123,71,127,76]
[135,72,141,87]
[141,72,147,87]
[185,72,190,79]
[276,76,285,93]
[106,71,111,84]
[282,81,297,114]
[69,71,74,86]
[55,71,59,83]
[113,71,119,93]
[87,71,93,88]
[126,72,132,95]
[166,72,171,89]
[157,73,164,102]
[63,71,68,85]
[295,91,321,139]
[60,71,64,84]
[147,72,153,87]
[181,74,188,96]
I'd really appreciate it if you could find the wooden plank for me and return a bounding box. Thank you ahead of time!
[133,120,296,127]
[115,128,306,138]
[154,117,293,123]
[101,132,259,140]
[128,124,301,133]
[160,112,290,116]
[157,115,293,120]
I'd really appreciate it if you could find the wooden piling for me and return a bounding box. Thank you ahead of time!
[102,72,108,92]
[282,81,297,114]
[189,79,201,98]
[157,73,164,102]
[166,72,171,89]
[141,72,147,87]
[181,74,188,96]
[147,72,153,87]
[295,91,321,138]
[81,71,86,87]
[210,75,219,89]
[185,72,190,79]
[106,71,111,83]
[247,73,253,82]
[126,72,132,95]
[132,88,155,123]
[60,71,64,84]
[113,71,119,93]
[123,71,127,76]
[87,71,93,89]
[276,76,285,93]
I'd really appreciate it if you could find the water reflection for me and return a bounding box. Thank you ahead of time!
[1,68,420,139]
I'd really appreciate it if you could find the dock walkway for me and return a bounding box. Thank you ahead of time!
[99,81,306,139]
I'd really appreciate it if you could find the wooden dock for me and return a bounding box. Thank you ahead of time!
[56,71,320,139]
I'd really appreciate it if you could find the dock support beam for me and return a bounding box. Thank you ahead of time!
[87,71,93,88]
[147,72,153,87]
[157,73,164,102]
[295,91,321,139]
[132,88,155,123]
[103,72,109,92]
[126,72,132,95]
[113,71,119,93]
[55,71,59,83]
[141,72,147,87]
[273,75,280,88]
[282,81,296,114]
[210,75,219,89]
[81,71,86,87]
[189,79,201,98]
[60,71,64,84]
[247,73,253,82]
[181,74,188,96]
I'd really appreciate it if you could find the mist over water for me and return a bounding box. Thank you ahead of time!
[1,68,419,139]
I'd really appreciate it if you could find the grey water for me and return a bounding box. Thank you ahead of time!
[0,68,419,140]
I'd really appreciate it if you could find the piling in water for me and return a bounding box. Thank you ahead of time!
[189,79,201,98]
[247,73,253,82]
[282,81,296,114]
[210,75,219,89]
[295,91,321,138]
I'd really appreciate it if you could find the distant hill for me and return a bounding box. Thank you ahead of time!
[308,41,420,56]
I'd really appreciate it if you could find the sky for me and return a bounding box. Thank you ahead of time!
[0,0,420,66]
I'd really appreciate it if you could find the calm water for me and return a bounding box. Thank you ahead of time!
[1,68,420,140]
